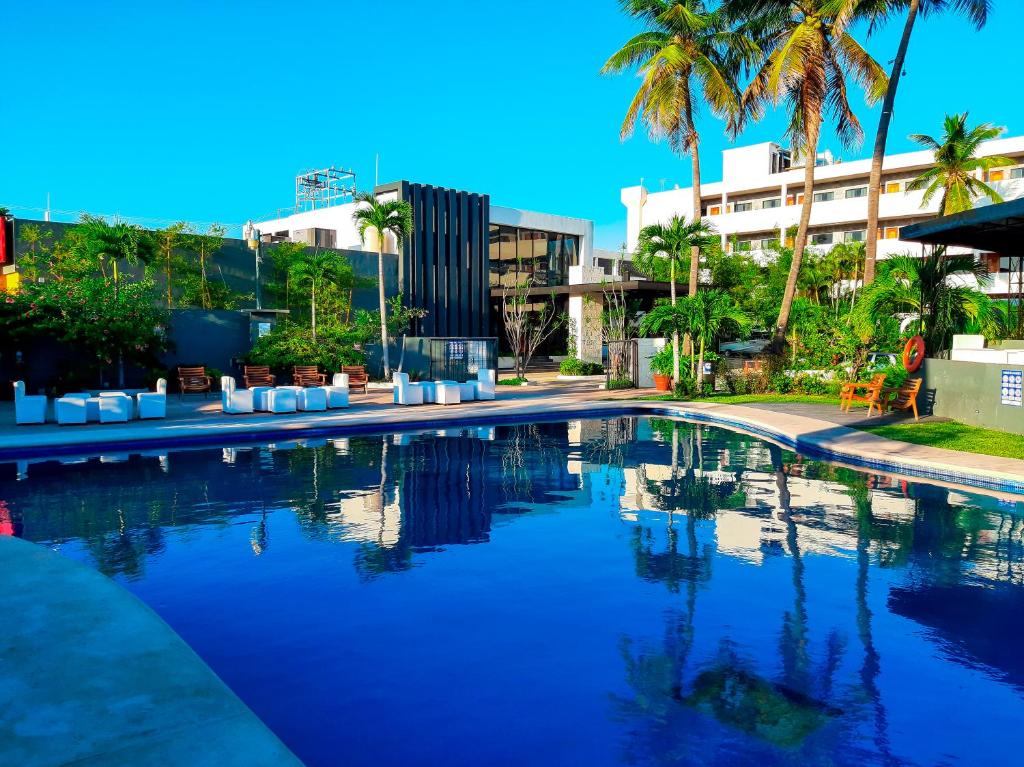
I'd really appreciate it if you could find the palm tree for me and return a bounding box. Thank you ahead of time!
[861,0,991,286]
[632,216,717,384]
[733,0,887,352]
[602,0,747,321]
[855,249,1003,353]
[75,215,156,287]
[289,250,343,343]
[352,191,413,380]
[906,113,1013,216]
[640,298,696,378]
[688,289,749,389]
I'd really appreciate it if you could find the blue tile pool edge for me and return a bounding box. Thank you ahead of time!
[3,401,1023,498]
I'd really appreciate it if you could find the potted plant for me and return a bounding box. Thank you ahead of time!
[650,345,674,391]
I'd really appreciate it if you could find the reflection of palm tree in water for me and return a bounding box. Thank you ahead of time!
[250,506,270,556]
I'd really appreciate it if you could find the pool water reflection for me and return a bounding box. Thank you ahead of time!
[4,417,1024,766]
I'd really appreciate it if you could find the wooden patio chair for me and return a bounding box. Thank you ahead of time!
[879,378,923,421]
[342,365,369,393]
[840,373,887,412]
[292,365,327,387]
[244,365,276,388]
[177,366,212,399]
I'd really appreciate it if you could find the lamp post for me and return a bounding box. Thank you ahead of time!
[244,221,262,310]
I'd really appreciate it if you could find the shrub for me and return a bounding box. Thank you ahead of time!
[497,377,527,386]
[650,346,675,377]
[607,377,633,390]
[247,323,364,372]
[559,357,603,376]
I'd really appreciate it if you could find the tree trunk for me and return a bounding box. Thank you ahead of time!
[774,124,821,352]
[165,250,173,308]
[697,336,705,392]
[864,0,920,286]
[670,260,681,386]
[377,242,391,380]
[311,286,317,343]
[685,140,702,357]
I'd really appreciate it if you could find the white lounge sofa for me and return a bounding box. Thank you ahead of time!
[221,376,255,414]
[394,372,424,405]
[137,378,167,419]
[471,369,496,401]
[323,374,350,409]
[434,380,461,405]
[55,395,88,425]
[98,393,133,423]
[13,381,46,424]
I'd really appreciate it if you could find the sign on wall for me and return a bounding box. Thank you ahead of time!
[1001,369,1023,407]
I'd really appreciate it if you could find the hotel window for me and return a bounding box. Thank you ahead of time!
[733,201,753,213]
[1012,168,1024,179]
[811,232,834,245]
[885,227,899,240]
[708,205,722,215]
[845,186,867,199]
[845,230,865,243]
[762,198,781,209]
[883,181,901,194]
[988,170,1006,182]
[813,191,834,203]
[786,193,805,205]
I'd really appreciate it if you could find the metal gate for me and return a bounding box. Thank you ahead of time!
[607,339,639,387]
[427,337,498,382]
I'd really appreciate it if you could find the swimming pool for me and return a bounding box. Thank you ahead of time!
[4,416,1024,766]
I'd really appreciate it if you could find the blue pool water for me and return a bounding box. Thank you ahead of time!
[4,416,1024,766]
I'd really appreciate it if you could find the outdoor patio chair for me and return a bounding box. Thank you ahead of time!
[98,393,133,423]
[393,372,424,405]
[294,386,328,411]
[435,380,461,406]
[323,373,350,409]
[136,378,167,420]
[55,395,88,425]
[342,365,369,393]
[12,381,46,425]
[293,365,327,386]
[244,365,276,388]
[471,369,496,401]
[221,376,254,414]
[880,378,923,421]
[840,373,887,412]
[266,387,298,413]
[177,366,212,399]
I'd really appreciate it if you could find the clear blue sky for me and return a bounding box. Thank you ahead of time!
[2,1,1021,249]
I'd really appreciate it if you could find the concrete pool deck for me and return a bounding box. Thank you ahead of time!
[2,383,1023,495]
[0,536,301,767]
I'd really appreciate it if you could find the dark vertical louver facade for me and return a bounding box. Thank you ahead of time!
[376,181,490,337]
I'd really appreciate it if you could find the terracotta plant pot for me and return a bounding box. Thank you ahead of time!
[653,373,672,392]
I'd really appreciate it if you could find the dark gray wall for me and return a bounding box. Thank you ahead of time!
[923,358,1024,433]
[162,309,253,382]
[377,182,490,337]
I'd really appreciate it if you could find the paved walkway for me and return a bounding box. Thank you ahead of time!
[0,537,301,767]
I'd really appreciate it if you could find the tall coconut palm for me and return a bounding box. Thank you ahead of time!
[352,192,413,380]
[861,0,991,286]
[906,113,1013,216]
[602,0,748,318]
[290,249,343,343]
[633,216,717,384]
[732,0,888,352]
[854,249,1003,353]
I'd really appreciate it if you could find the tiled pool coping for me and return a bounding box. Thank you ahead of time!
[3,397,1023,498]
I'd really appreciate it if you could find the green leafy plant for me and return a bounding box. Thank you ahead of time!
[649,345,676,377]
[559,357,603,376]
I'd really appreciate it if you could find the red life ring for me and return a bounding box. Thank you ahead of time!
[903,335,925,373]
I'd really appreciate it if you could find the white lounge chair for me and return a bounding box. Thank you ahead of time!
[98,393,133,423]
[435,380,461,405]
[221,376,254,414]
[323,374,350,409]
[394,372,424,405]
[471,369,496,401]
[55,395,88,425]
[13,381,46,424]
[136,378,167,419]
[266,387,298,413]
[296,387,327,412]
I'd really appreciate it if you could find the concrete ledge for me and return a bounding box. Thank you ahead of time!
[0,537,301,767]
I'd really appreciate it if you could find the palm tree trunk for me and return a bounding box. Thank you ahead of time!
[165,251,173,308]
[311,285,317,343]
[377,242,391,380]
[686,141,702,358]
[670,261,681,386]
[864,0,920,286]
[774,124,820,352]
[697,336,705,392]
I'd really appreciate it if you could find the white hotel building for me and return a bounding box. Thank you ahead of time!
[621,137,1024,296]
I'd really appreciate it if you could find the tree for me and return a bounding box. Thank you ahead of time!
[640,299,695,380]
[15,223,53,284]
[862,0,991,286]
[602,279,642,383]
[153,222,189,308]
[181,224,227,310]
[632,215,717,384]
[352,191,413,380]
[603,0,747,321]
[500,273,565,381]
[71,215,156,288]
[266,241,309,311]
[289,249,344,343]
[854,249,1003,353]
[688,289,749,389]
[734,0,887,351]
[906,113,1013,216]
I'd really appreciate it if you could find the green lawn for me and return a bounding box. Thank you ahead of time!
[636,392,844,406]
[860,421,1024,461]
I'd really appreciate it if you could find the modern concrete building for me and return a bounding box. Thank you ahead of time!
[621,136,1024,293]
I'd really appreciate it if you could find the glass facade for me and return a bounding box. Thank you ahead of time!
[488,224,580,287]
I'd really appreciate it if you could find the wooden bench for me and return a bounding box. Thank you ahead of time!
[177,366,212,399]
[292,365,327,387]
[880,378,923,420]
[840,373,887,412]
[342,365,368,393]
[243,365,276,388]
